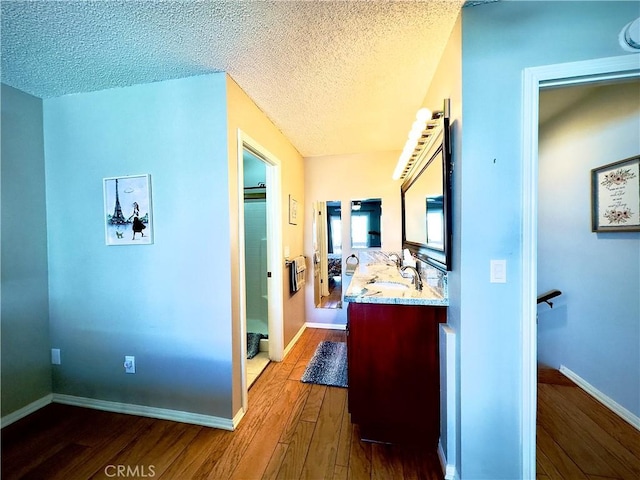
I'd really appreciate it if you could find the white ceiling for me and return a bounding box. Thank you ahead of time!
[1,0,472,158]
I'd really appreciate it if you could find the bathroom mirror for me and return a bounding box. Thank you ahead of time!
[313,201,343,308]
[350,198,382,249]
[401,101,451,270]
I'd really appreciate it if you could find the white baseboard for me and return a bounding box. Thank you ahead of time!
[438,441,459,480]
[1,394,53,428]
[305,322,346,330]
[559,365,640,431]
[232,406,245,429]
[52,394,235,430]
[283,324,307,361]
[282,323,345,362]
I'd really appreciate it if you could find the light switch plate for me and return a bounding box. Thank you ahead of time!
[490,260,507,283]
[51,348,61,365]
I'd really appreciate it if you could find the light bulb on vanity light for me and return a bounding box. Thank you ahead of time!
[411,119,426,133]
[392,150,411,180]
[416,107,432,123]
[402,143,414,156]
[392,106,433,180]
[407,128,421,143]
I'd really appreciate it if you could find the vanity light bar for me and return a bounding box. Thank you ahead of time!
[393,112,444,181]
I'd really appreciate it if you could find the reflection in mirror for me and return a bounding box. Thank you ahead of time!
[313,201,343,309]
[351,199,382,249]
[426,196,444,250]
[404,154,443,248]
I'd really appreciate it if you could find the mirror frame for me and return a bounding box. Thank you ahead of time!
[401,103,452,271]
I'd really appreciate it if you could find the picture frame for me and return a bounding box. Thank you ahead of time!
[103,174,154,245]
[289,195,298,225]
[591,155,640,232]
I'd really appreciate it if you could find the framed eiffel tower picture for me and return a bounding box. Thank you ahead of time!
[103,174,153,245]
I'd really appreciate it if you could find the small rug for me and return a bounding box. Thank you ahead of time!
[301,341,348,388]
[247,333,267,359]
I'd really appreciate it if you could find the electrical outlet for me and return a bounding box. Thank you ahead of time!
[51,348,61,365]
[124,356,136,374]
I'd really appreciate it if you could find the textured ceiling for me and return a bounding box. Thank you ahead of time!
[1,0,467,157]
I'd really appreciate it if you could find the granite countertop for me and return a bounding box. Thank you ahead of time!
[344,262,448,306]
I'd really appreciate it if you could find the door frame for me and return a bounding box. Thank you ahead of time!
[316,201,330,297]
[237,130,285,413]
[520,53,639,478]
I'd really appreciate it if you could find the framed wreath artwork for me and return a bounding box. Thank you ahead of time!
[103,174,154,245]
[591,156,640,232]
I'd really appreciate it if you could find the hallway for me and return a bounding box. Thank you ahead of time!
[537,368,640,479]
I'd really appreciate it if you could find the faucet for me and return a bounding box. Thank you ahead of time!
[388,253,401,268]
[400,265,423,291]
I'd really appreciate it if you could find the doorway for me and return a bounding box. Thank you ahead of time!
[243,149,270,388]
[237,131,284,413]
[521,54,639,477]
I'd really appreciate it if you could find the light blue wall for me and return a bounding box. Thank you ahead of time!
[1,84,52,416]
[538,81,639,416]
[460,2,638,478]
[43,74,234,417]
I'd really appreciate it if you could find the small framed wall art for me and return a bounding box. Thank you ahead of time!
[289,195,298,225]
[103,174,154,245]
[591,155,640,232]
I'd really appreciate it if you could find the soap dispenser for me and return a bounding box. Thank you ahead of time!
[402,248,416,268]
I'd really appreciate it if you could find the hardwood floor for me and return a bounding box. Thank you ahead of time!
[319,279,343,309]
[5,331,637,479]
[1,328,443,480]
[536,368,640,480]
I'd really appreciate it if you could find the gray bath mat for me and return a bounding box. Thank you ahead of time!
[301,341,348,388]
[247,332,266,359]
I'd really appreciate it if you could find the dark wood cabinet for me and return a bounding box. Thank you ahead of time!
[347,302,446,445]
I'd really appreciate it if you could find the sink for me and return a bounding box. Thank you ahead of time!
[369,281,410,291]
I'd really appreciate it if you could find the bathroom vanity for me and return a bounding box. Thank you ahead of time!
[343,99,452,445]
[344,260,447,445]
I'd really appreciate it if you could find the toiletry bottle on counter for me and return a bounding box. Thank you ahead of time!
[402,249,416,268]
